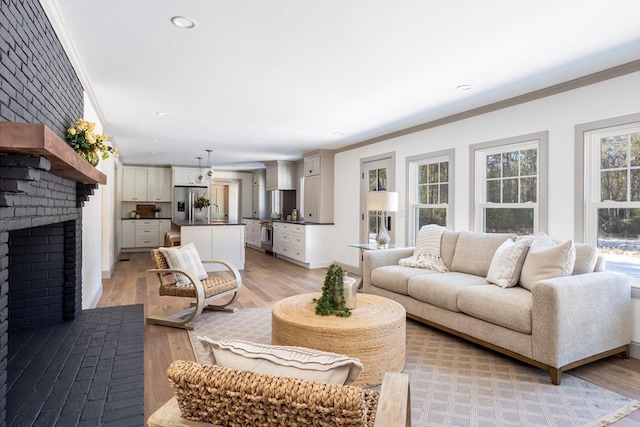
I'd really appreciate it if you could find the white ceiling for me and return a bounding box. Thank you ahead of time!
[46,0,640,170]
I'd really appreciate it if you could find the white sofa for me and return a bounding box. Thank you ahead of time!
[362,230,631,384]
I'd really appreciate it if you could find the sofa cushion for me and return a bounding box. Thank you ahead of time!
[519,233,576,291]
[371,265,437,295]
[407,272,488,312]
[457,285,533,334]
[573,243,598,274]
[440,231,460,271]
[451,232,516,277]
[486,238,532,288]
[197,337,363,385]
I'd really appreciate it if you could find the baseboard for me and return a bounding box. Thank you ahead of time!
[630,341,640,360]
[102,264,114,279]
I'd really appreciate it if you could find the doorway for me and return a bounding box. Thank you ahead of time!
[360,153,396,244]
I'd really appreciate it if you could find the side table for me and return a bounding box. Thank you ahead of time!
[349,243,404,290]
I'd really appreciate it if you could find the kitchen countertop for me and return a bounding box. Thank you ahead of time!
[272,219,334,225]
[121,217,172,220]
[172,220,245,227]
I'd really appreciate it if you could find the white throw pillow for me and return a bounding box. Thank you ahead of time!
[486,238,531,288]
[159,243,208,286]
[399,224,448,272]
[519,233,576,291]
[197,337,363,386]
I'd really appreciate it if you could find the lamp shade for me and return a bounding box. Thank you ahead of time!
[367,191,399,212]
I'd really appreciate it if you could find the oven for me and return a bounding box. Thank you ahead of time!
[260,220,273,252]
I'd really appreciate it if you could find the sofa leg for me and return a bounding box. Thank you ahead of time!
[549,368,561,385]
[621,345,630,360]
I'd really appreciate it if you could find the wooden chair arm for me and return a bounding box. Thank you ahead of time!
[374,372,411,427]
[200,259,243,289]
[147,372,410,427]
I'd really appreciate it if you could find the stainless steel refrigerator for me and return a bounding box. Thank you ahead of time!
[173,185,208,222]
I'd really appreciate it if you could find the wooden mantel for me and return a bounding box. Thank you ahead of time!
[0,122,107,185]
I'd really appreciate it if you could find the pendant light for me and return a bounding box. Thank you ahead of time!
[205,149,214,178]
[196,156,204,183]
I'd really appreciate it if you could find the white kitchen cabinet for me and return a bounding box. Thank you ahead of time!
[265,161,296,191]
[158,220,171,242]
[180,225,245,271]
[302,151,334,223]
[252,170,266,218]
[304,156,321,177]
[243,218,262,249]
[135,219,160,247]
[121,220,135,249]
[272,222,332,268]
[122,167,148,201]
[173,167,207,186]
[147,168,172,201]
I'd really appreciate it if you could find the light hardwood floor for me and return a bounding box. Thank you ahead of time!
[98,248,640,426]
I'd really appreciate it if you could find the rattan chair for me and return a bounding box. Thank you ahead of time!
[146,248,242,330]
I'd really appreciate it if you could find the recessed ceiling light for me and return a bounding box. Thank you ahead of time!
[171,16,196,29]
[152,138,162,142]
[155,112,169,116]
[333,131,344,136]
[456,84,472,91]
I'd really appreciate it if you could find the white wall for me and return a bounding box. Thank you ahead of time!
[81,93,119,308]
[332,71,640,349]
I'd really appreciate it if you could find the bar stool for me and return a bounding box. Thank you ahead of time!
[164,231,181,247]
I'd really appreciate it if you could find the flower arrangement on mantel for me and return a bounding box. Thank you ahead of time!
[66,119,117,166]
[314,263,351,317]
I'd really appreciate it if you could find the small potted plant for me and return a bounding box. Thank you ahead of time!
[66,119,117,166]
[193,196,210,222]
[314,263,352,317]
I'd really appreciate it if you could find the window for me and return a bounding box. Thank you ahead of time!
[581,120,639,283]
[471,132,548,234]
[406,149,454,245]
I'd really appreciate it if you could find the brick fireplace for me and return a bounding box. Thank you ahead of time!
[0,124,106,426]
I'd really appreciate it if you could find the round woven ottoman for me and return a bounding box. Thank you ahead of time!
[271,293,406,387]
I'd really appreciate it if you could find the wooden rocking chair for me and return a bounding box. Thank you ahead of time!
[146,248,242,330]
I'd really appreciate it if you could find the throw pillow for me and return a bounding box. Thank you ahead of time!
[399,224,448,272]
[159,243,208,286]
[486,238,532,288]
[197,337,363,385]
[519,233,576,291]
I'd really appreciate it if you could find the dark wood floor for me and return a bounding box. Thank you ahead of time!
[98,248,640,426]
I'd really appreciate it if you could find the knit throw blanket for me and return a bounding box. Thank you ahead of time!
[399,224,448,272]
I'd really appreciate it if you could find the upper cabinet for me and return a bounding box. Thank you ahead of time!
[173,167,207,187]
[122,167,149,201]
[303,151,334,223]
[147,168,171,201]
[252,169,266,218]
[265,161,296,191]
[123,167,172,202]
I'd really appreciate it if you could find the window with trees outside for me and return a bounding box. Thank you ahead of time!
[471,132,548,234]
[406,150,453,245]
[583,121,639,284]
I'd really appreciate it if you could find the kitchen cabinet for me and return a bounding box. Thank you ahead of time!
[272,222,333,268]
[243,218,262,249]
[265,161,296,191]
[122,220,135,248]
[302,151,334,223]
[121,219,171,249]
[180,224,245,271]
[147,168,171,201]
[123,166,171,202]
[252,170,266,218]
[173,167,207,186]
[122,167,148,201]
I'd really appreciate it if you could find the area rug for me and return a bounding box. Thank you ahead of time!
[187,306,639,427]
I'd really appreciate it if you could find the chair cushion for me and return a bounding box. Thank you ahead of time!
[407,272,488,312]
[197,338,363,385]
[519,233,576,290]
[159,276,237,298]
[450,232,516,276]
[167,360,378,427]
[486,238,532,288]
[159,243,208,286]
[457,285,533,334]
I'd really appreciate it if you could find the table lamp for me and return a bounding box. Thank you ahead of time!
[367,191,398,248]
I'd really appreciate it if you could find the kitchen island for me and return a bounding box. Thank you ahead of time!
[173,221,245,271]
